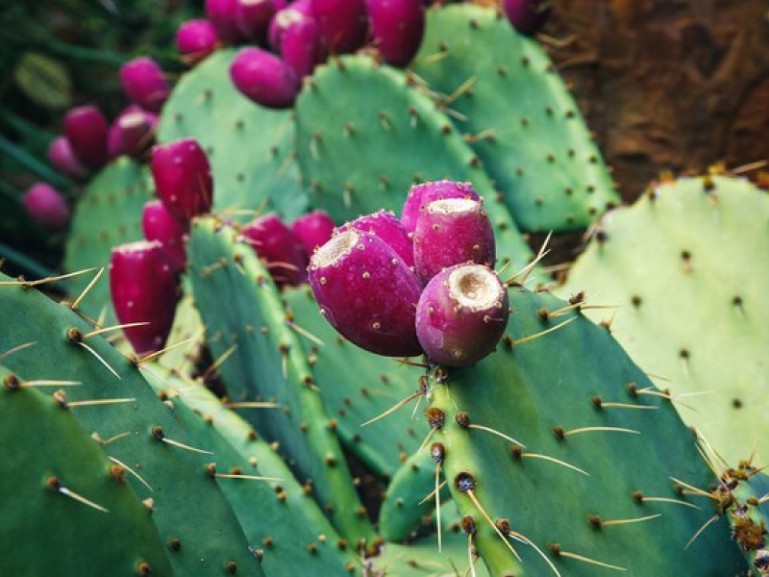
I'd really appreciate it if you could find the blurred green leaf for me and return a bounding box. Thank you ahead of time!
[14,52,72,109]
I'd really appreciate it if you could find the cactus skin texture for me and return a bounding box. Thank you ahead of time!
[412,5,620,232]
[188,217,375,544]
[158,50,307,221]
[0,272,265,576]
[560,174,769,467]
[422,285,746,575]
[0,365,175,577]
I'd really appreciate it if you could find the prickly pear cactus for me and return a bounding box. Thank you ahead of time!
[560,174,769,465]
[0,365,174,577]
[157,50,307,221]
[413,5,620,232]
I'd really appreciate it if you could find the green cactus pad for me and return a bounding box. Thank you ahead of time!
[157,50,307,221]
[559,174,769,465]
[283,285,427,478]
[63,157,152,320]
[412,5,620,232]
[156,276,205,377]
[144,368,360,576]
[0,365,174,577]
[0,274,265,576]
[426,286,746,575]
[294,54,542,282]
[187,217,374,544]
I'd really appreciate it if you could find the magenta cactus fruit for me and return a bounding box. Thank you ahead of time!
[63,105,109,169]
[366,0,425,67]
[290,210,335,255]
[142,200,189,273]
[268,0,312,51]
[150,138,213,222]
[339,210,414,268]
[416,264,509,367]
[280,12,326,78]
[119,57,171,113]
[413,198,495,285]
[308,229,423,357]
[401,180,480,235]
[109,240,179,355]
[47,136,86,179]
[230,47,300,108]
[503,0,551,35]
[242,213,309,286]
[205,0,246,42]
[22,183,70,231]
[236,0,275,43]
[312,0,368,53]
[176,19,219,64]
[107,106,158,160]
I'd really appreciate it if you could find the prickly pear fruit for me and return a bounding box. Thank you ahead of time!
[401,180,480,235]
[268,0,312,51]
[339,210,414,268]
[242,213,308,286]
[280,12,326,78]
[22,183,70,231]
[312,0,368,53]
[176,19,219,64]
[142,200,189,273]
[150,138,213,222]
[236,0,275,43]
[230,47,300,108]
[366,0,425,67]
[107,106,158,160]
[290,210,335,255]
[47,136,86,179]
[308,229,423,357]
[109,240,178,355]
[416,264,509,366]
[63,105,108,169]
[119,57,171,113]
[413,198,495,284]
[206,0,246,42]
[503,0,551,35]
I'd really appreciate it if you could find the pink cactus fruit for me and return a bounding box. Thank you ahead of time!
[503,0,551,35]
[109,240,179,355]
[280,11,326,78]
[290,210,335,255]
[401,180,480,235]
[338,210,414,268]
[119,57,171,113]
[236,0,275,43]
[242,213,309,286]
[150,138,214,222]
[176,19,219,64]
[107,106,158,160]
[47,136,87,179]
[413,197,495,285]
[308,228,423,357]
[268,0,312,51]
[366,0,425,67]
[22,183,70,231]
[230,47,300,108]
[206,0,246,42]
[312,0,368,54]
[142,200,189,273]
[63,105,109,169]
[415,264,509,367]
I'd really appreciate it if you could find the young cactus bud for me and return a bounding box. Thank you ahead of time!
[110,241,179,355]
[338,210,414,268]
[416,264,509,367]
[63,105,109,169]
[242,213,309,287]
[290,210,335,255]
[142,200,189,273]
[206,0,246,42]
[176,19,219,64]
[230,47,300,108]
[236,0,275,43]
[47,136,86,179]
[308,229,423,357]
[23,183,70,231]
[119,57,171,113]
[107,106,158,160]
[503,0,551,35]
[312,0,368,54]
[366,0,425,67]
[401,180,480,235]
[150,138,214,222]
[413,198,495,285]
